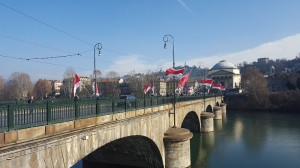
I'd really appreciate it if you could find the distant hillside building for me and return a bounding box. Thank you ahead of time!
[257,58,269,64]
[207,60,241,89]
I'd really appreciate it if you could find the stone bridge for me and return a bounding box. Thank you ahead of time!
[0,96,224,168]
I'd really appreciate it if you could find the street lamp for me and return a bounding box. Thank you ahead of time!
[94,43,102,97]
[163,34,176,128]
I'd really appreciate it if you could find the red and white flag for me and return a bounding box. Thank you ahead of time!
[178,72,190,88]
[144,83,151,94]
[165,68,184,79]
[73,74,81,97]
[92,81,99,96]
[212,84,223,90]
[151,83,155,95]
[200,79,214,87]
[187,86,194,95]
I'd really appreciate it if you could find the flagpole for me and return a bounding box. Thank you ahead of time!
[163,34,176,128]
[94,43,102,97]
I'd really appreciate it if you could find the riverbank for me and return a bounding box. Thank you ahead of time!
[224,92,300,113]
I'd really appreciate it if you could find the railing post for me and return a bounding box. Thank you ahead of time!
[135,98,137,109]
[96,98,99,115]
[75,100,79,119]
[7,105,14,130]
[112,99,115,113]
[47,101,51,124]
[150,97,153,106]
[125,99,127,112]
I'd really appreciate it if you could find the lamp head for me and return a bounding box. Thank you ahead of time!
[98,50,101,56]
[164,42,167,49]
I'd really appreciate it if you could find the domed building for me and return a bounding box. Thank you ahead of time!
[207,60,241,89]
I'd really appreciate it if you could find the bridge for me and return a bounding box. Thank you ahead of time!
[0,95,225,168]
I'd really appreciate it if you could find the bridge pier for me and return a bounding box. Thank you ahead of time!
[163,128,193,168]
[213,106,222,120]
[200,112,215,133]
[220,103,227,114]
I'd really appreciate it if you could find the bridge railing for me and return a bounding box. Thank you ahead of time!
[0,95,220,132]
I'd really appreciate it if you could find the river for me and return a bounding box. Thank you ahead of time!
[190,111,300,168]
[72,111,300,168]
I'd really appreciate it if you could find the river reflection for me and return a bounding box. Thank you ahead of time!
[191,111,300,168]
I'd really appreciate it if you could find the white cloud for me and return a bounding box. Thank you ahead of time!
[106,34,300,76]
[182,34,300,68]
[177,0,193,13]
[106,55,156,76]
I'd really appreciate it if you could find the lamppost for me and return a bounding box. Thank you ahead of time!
[94,43,102,96]
[163,34,176,128]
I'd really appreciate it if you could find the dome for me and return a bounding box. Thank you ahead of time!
[211,60,237,70]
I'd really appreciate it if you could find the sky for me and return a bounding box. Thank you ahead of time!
[1,0,300,81]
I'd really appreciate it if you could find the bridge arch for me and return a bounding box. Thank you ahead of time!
[181,111,201,133]
[82,135,164,168]
[206,105,213,112]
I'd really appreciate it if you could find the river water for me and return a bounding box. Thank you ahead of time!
[190,111,300,168]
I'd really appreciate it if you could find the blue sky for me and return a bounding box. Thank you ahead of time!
[1,0,300,81]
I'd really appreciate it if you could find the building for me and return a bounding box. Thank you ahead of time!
[156,78,166,96]
[207,60,241,89]
[51,80,63,96]
[257,58,269,64]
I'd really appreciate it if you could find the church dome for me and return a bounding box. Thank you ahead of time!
[211,60,237,70]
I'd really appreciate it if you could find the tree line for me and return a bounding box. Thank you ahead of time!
[0,67,163,102]
[237,66,300,112]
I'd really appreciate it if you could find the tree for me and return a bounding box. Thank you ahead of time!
[286,81,296,90]
[33,79,52,99]
[62,67,76,98]
[127,75,145,97]
[296,77,300,90]
[106,71,119,79]
[126,71,158,97]
[0,76,5,100]
[241,67,269,106]
[5,72,33,100]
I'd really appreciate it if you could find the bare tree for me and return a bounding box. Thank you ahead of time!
[0,76,5,100]
[33,79,52,99]
[241,67,269,105]
[5,72,33,100]
[126,71,158,97]
[127,74,145,97]
[106,71,119,79]
[62,67,76,98]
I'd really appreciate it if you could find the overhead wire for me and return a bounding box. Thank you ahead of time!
[0,2,93,46]
[0,2,160,72]
[0,34,73,54]
[0,54,90,71]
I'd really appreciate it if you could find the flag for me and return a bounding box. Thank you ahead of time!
[151,83,155,95]
[178,72,190,87]
[73,74,81,97]
[200,79,214,87]
[92,81,99,96]
[212,84,223,90]
[165,68,184,79]
[144,83,151,94]
[187,86,194,95]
